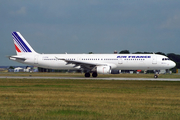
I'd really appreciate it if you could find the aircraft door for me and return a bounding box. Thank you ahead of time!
[152,56,157,64]
[118,58,123,64]
[77,57,82,61]
[34,55,38,64]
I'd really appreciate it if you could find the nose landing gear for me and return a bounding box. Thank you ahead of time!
[154,74,158,78]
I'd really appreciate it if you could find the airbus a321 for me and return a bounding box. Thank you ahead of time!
[9,32,176,78]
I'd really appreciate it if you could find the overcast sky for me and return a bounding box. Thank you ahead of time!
[1,0,180,66]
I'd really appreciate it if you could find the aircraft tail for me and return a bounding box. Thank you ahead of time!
[12,32,38,55]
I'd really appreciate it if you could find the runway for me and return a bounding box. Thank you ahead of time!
[1,76,180,81]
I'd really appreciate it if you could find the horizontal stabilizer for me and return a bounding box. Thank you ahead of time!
[8,55,26,61]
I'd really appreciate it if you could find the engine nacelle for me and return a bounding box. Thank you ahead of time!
[96,66,111,74]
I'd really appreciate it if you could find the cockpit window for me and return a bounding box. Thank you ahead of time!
[162,58,170,61]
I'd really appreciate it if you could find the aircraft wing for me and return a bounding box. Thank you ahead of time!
[57,57,107,70]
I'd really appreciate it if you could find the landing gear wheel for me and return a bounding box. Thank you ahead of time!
[154,75,158,79]
[85,73,90,77]
[92,72,98,77]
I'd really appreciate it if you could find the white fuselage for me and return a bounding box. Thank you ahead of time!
[13,53,176,71]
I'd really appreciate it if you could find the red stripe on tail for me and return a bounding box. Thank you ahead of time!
[14,44,21,52]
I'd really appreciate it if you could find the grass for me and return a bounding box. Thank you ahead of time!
[0,72,180,78]
[0,79,180,119]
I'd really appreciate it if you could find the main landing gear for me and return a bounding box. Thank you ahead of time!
[85,73,90,77]
[92,72,97,77]
[85,72,98,78]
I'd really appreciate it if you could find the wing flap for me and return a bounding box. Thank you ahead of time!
[56,57,107,70]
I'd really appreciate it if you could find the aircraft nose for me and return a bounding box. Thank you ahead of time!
[170,61,176,68]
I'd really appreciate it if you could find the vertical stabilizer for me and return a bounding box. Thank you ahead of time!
[12,32,37,55]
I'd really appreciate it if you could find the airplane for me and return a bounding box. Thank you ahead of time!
[9,32,176,78]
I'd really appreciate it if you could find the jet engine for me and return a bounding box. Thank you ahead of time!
[96,66,111,74]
